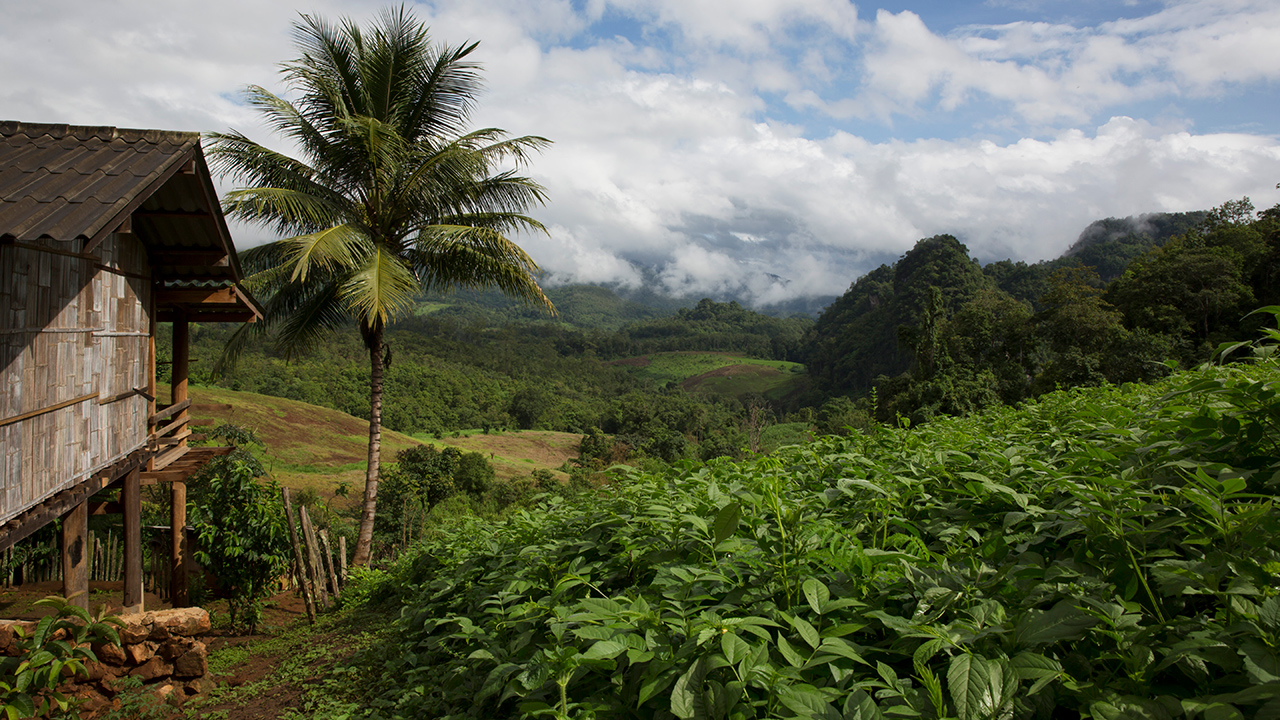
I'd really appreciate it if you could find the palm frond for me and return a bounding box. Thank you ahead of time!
[222,187,350,235]
[340,244,421,327]
[411,225,554,314]
[283,224,369,282]
[272,279,353,360]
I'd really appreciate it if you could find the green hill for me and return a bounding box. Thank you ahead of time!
[181,385,579,497]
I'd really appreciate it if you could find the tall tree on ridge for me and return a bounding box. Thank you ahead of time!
[208,6,553,565]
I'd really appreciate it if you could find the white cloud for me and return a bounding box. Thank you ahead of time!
[850,1,1280,127]
[2,0,1279,308]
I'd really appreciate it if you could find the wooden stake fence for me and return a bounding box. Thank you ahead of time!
[280,488,316,623]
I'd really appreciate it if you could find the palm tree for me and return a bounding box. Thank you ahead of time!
[207,6,553,565]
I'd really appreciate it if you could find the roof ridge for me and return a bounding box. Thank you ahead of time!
[0,121,199,146]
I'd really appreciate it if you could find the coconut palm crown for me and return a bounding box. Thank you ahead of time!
[207,6,554,566]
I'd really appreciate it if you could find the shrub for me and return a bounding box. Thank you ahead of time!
[191,459,290,633]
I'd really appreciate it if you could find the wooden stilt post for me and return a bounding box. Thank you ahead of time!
[123,467,143,613]
[281,489,316,623]
[170,313,190,607]
[62,501,90,610]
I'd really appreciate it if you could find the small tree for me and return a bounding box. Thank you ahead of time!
[192,459,290,633]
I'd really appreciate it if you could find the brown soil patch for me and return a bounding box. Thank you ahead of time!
[1,581,172,620]
[681,363,775,391]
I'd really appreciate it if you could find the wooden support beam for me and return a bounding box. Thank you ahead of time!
[88,501,123,516]
[0,449,150,552]
[171,479,188,607]
[148,398,191,425]
[155,287,239,305]
[123,468,143,613]
[171,310,190,608]
[62,501,89,611]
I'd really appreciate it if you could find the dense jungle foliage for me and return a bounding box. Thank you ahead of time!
[345,310,1280,719]
[803,198,1280,424]
[176,296,809,465]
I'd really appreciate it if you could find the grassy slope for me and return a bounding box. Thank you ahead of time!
[181,385,579,497]
[618,351,807,401]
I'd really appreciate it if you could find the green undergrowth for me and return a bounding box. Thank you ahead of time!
[346,318,1280,719]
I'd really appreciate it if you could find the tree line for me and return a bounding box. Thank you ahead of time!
[802,196,1280,425]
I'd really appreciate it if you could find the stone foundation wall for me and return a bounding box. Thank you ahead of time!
[0,607,212,714]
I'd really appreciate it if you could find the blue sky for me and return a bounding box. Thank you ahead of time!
[3,0,1279,303]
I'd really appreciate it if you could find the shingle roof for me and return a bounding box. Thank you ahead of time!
[0,121,262,321]
[0,122,199,245]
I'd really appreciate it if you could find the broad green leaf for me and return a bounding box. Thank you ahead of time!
[778,635,805,668]
[779,685,836,718]
[1013,601,1096,648]
[638,669,679,708]
[714,502,742,544]
[671,658,708,719]
[1241,639,1280,684]
[842,689,884,720]
[948,654,1015,720]
[803,579,831,615]
[722,633,750,666]
[583,640,628,661]
[1010,652,1062,695]
[7,696,34,719]
[791,616,821,650]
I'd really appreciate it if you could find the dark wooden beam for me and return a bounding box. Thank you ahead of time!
[0,449,149,552]
[155,287,239,305]
[62,500,89,611]
[149,398,191,425]
[134,209,212,219]
[157,310,258,323]
[123,468,143,612]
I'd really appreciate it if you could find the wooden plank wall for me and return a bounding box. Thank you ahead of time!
[0,234,151,525]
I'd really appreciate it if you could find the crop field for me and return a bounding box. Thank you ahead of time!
[352,340,1280,719]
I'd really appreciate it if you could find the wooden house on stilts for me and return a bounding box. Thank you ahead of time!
[0,121,261,611]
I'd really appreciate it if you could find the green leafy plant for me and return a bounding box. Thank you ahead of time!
[192,459,290,633]
[323,310,1280,718]
[1,596,122,719]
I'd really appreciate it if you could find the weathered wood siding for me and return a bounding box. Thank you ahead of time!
[0,234,150,524]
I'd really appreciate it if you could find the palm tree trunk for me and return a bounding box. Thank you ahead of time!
[353,324,385,566]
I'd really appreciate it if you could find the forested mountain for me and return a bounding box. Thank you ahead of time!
[415,283,670,330]
[801,199,1280,424]
[195,199,1278,450]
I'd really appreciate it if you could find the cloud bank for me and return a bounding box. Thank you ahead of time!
[3,0,1278,304]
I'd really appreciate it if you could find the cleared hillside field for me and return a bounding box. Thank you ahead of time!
[179,385,577,496]
[614,351,807,400]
